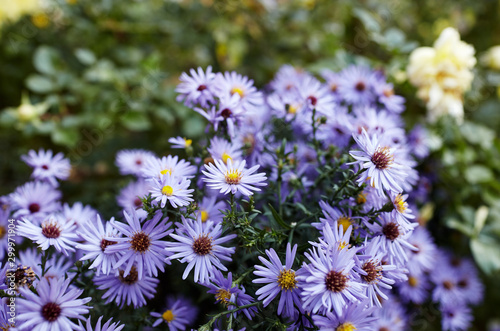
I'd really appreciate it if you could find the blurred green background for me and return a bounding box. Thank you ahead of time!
[1,0,500,329]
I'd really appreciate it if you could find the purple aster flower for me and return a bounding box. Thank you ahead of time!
[355,236,399,307]
[214,71,263,113]
[208,136,243,164]
[253,243,302,318]
[115,149,155,177]
[390,192,416,231]
[10,181,61,222]
[320,68,341,100]
[0,300,15,330]
[76,215,121,276]
[17,215,78,256]
[441,304,472,331]
[311,300,376,331]
[17,277,91,331]
[94,264,159,308]
[150,296,198,329]
[371,299,407,331]
[405,226,436,275]
[269,64,312,95]
[0,209,10,260]
[408,124,430,160]
[196,195,226,224]
[298,245,367,315]
[19,247,72,284]
[202,159,267,196]
[117,179,151,211]
[141,155,196,181]
[267,91,304,121]
[455,258,484,305]
[77,316,125,331]
[215,93,246,137]
[297,75,335,116]
[106,210,172,280]
[60,202,97,236]
[206,269,257,320]
[21,149,71,186]
[313,221,354,252]
[430,257,463,307]
[312,200,359,236]
[319,106,355,149]
[337,65,376,106]
[397,272,431,304]
[375,81,405,114]
[176,66,216,107]
[150,173,194,208]
[166,217,236,284]
[364,213,417,266]
[168,136,194,149]
[349,129,410,196]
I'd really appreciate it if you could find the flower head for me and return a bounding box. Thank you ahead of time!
[150,296,198,330]
[202,159,267,196]
[150,173,194,208]
[21,149,71,186]
[176,66,217,107]
[115,149,155,177]
[17,277,91,331]
[10,181,61,222]
[166,217,236,283]
[78,316,125,331]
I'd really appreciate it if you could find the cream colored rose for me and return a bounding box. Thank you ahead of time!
[481,46,500,70]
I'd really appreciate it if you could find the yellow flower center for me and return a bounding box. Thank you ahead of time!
[31,13,50,29]
[338,216,352,234]
[215,289,231,306]
[356,192,367,204]
[184,138,193,147]
[225,170,241,185]
[277,269,297,291]
[0,226,6,240]
[336,322,357,331]
[338,241,349,250]
[288,104,298,114]
[408,276,418,287]
[162,309,175,322]
[201,210,209,222]
[222,152,232,164]
[162,185,174,196]
[231,87,245,98]
[160,168,172,175]
[394,194,407,213]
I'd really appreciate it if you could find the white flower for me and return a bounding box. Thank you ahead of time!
[150,173,194,208]
[202,159,267,196]
[407,27,476,123]
[481,45,500,70]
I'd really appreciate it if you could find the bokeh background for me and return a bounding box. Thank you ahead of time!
[1,0,500,329]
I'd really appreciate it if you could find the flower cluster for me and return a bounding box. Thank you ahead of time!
[407,27,476,122]
[0,63,484,331]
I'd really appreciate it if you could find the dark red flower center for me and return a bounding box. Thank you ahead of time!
[41,165,49,170]
[130,232,151,253]
[307,95,317,106]
[119,266,139,285]
[133,197,143,208]
[41,302,61,322]
[361,260,382,284]
[382,222,400,241]
[100,238,118,252]
[197,84,207,91]
[371,147,394,169]
[41,222,61,239]
[29,203,41,214]
[355,81,366,91]
[324,270,347,292]
[221,108,232,119]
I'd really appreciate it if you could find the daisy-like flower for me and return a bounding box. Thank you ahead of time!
[215,93,246,137]
[150,173,194,208]
[0,300,15,330]
[61,202,97,236]
[371,299,408,331]
[390,192,415,231]
[206,269,257,320]
[405,226,436,275]
[298,245,367,315]
[208,136,243,164]
[337,65,376,106]
[397,272,431,304]
[214,71,263,113]
[10,181,61,222]
[297,75,335,115]
[150,296,198,329]
[106,210,172,280]
[115,149,155,177]
[196,195,226,224]
[168,136,193,149]
[17,215,78,256]
[21,149,71,186]
[375,81,405,114]
[253,243,302,318]
[311,300,376,331]
[312,200,359,235]
[17,277,91,331]
[142,155,196,181]
[94,265,159,308]
[349,128,410,196]
[76,215,121,276]
[365,213,417,266]
[78,316,125,331]
[117,179,151,211]
[166,217,236,284]
[202,159,267,196]
[441,304,472,331]
[176,66,216,107]
[19,248,73,284]
[0,208,10,260]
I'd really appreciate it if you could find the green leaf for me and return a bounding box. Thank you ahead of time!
[26,75,54,94]
[120,112,151,131]
[464,165,494,184]
[268,204,291,230]
[470,235,500,274]
[460,121,495,149]
[74,48,96,66]
[51,127,80,147]
[33,46,63,76]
